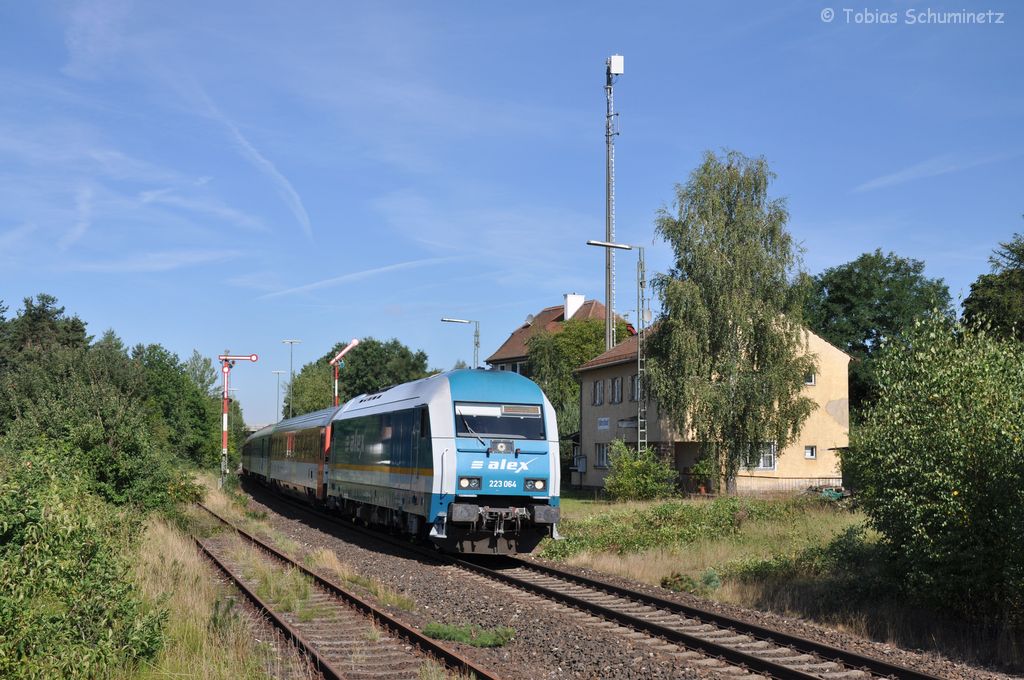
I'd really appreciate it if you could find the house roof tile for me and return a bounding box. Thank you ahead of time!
[486,299,608,364]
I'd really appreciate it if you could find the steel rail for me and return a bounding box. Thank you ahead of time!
[509,557,945,680]
[194,537,345,680]
[198,503,502,680]
[253,489,944,680]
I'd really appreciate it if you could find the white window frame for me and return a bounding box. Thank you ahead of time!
[595,442,610,468]
[804,445,817,460]
[593,379,604,406]
[753,443,777,471]
[611,376,622,404]
[804,372,816,386]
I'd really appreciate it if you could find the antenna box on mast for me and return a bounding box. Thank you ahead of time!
[608,54,624,75]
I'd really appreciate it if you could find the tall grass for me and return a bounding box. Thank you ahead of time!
[115,519,315,680]
[551,495,1023,670]
[307,547,416,611]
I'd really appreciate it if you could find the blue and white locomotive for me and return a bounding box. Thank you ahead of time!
[241,369,561,554]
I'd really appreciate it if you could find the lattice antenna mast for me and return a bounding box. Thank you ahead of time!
[604,54,624,351]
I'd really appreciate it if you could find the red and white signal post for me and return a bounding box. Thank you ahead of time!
[218,352,259,486]
[329,339,359,407]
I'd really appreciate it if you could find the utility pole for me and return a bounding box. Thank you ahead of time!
[587,239,647,450]
[282,339,301,418]
[441,317,480,368]
[329,339,360,407]
[271,370,286,422]
[217,352,258,487]
[604,54,624,351]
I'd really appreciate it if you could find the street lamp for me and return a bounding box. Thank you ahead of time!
[281,339,302,418]
[441,317,480,369]
[586,239,649,450]
[271,370,286,422]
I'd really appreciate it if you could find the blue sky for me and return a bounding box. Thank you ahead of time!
[1,2,1021,424]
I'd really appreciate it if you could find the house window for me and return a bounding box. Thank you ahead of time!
[611,377,622,404]
[629,373,639,402]
[804,445,817,460]
[804,372,816,386]
[498,364,507,371]
[753,443,776,470]
[595,442,610,468]
[592,380,604,406]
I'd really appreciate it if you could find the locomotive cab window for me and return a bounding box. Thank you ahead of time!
[454,402,545,441]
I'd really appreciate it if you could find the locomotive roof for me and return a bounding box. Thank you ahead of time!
[246,369,547,444]
[336,368,545,420]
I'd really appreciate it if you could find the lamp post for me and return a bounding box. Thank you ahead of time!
[586,239,648,450]
[281,339,301,418]
[271,370,286,422]
[329,339,360,407]
[217,352,259,487]
[441,317,480,368]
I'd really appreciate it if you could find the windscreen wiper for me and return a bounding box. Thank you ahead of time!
[458,413,487,447]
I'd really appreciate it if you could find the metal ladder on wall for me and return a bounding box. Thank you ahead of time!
[637,333,648,451]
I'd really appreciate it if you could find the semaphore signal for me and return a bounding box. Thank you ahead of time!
[217,351,258,487]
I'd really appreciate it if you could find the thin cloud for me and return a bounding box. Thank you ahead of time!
[138,188,265,231]
[67,249,241,273]
[192,88,312,240]
[854,152,1017,192]
[260,257,458,299]
[59,186,93,251]
[62,0,131,79]
[0,222,37,250]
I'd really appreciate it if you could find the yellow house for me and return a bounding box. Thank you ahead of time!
[573,330,850,494]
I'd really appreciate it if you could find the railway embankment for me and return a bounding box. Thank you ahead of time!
[535,493,1017,676]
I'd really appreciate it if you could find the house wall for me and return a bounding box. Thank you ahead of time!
[576,331,850,494]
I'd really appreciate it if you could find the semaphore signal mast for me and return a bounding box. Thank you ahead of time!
[218,352,258,487]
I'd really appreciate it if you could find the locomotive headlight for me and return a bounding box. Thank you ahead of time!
[458,476,481,491]
[525,478,546,492]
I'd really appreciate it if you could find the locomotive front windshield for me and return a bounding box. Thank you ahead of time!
[454,402,545,441]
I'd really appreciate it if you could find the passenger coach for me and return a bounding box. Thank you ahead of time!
[242,369,561,554]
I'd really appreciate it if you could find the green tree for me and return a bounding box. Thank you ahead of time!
[962,231,1024,341]
[527,318,629,438]
[603,439,678,501]
[183,349,219,397]
[132,343,217,467]
[285,337,429,417]
[805,249,952,410]
[646,150,816,491]
[846,313,1024,623]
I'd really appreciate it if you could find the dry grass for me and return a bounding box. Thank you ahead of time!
[306,547,416,611]
[228,540,327,622]
[417,659,477,680]
[113,518,315,680]
[565,502,861,587]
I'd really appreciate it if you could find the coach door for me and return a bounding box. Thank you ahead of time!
[317,424,330,501]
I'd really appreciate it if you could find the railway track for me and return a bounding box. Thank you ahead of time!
[196,503,502,680]
[250,488,946,680]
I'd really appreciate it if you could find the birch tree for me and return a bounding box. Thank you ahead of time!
[646,150,816,491]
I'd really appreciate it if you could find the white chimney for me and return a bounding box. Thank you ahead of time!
[564,293,585,320]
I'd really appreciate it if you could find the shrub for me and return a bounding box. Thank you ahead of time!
[661,568,721,596]
[845,314,1024,622]
[0,449,165,678]
[603,440,678,501]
